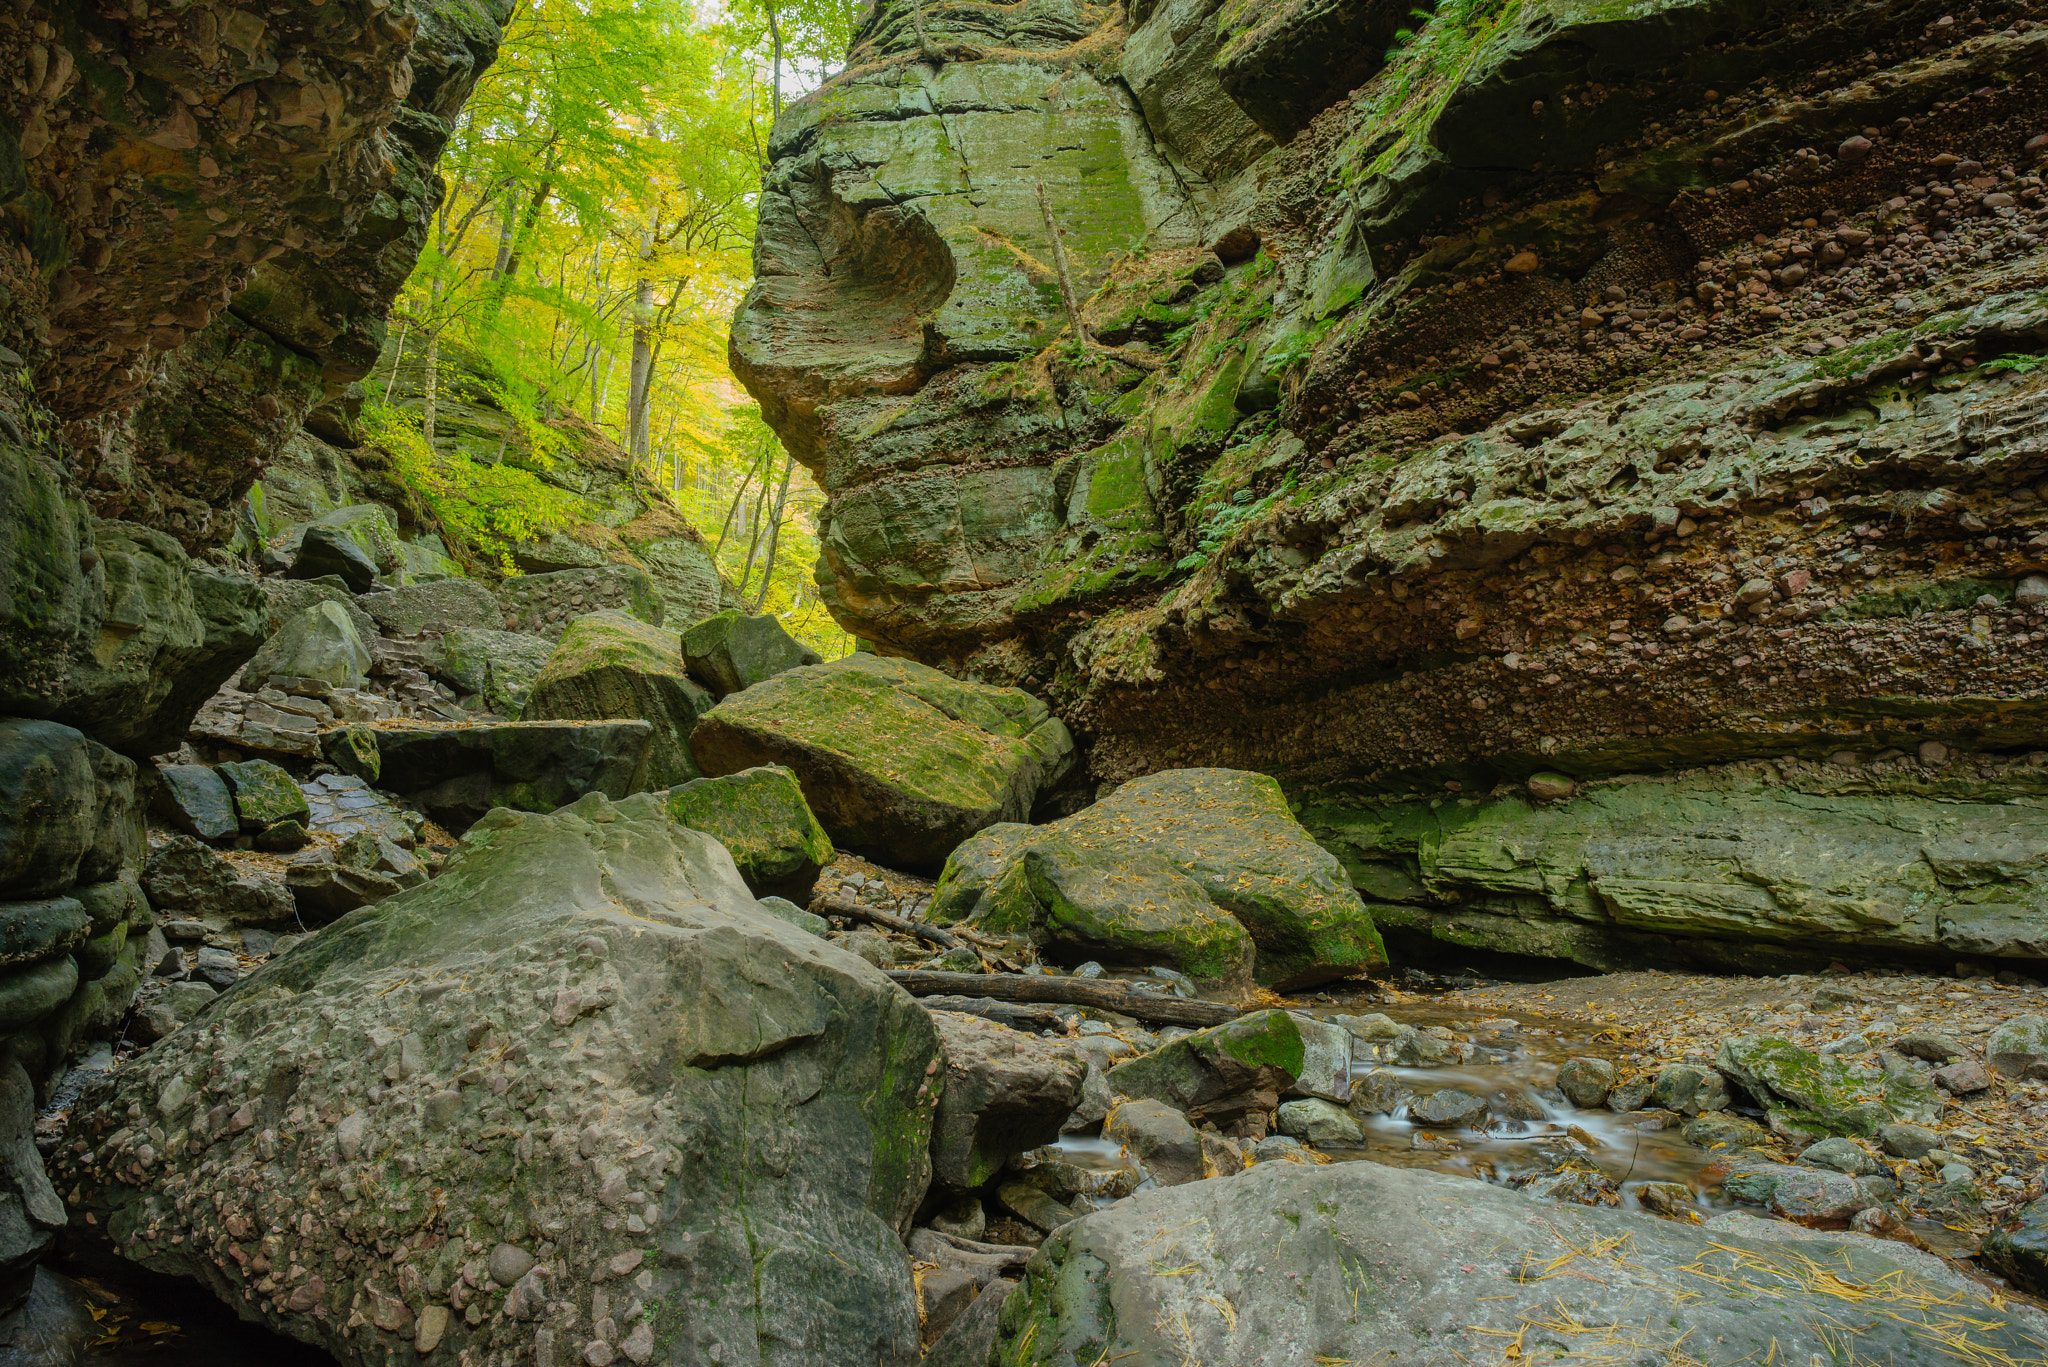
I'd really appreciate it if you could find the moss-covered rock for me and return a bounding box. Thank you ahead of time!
[373,720,655,834]
[1105,1009,1304,1113]
[216,760,311,832]
[435,628,556,716]
[931,769,1381,989]
[662,765,835,901]
[1714,1035,1944,1136]
[690,655,1074,870]
[1305,763,2048,972]
[520,611,713,791]
[682,610,822,697]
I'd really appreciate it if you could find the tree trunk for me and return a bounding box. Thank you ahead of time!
[492,185,518,278]
[627,212,657,465]
[421,330,439,443]
[751,452,795,611]
[735,477,769,600]
[714,444,766,554]
[381,321,409,405]
[592,349,616,428]
[765,4,784,118]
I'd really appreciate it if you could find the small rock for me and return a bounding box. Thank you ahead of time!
[1554,1057,1615,1108]
[1917,740,1949,765]
[1635,1181,1697,1219]
[1979,1193,2048,1298]
[1892,1033,1963,1063]
[1105,1100,1203,1187]
[1987,1014,2048,1079]
[1877,1123,1940,1159]
[193,946,241,990]
[1525,772,1575,803]
[1795,1137,1884,1177]
[1408,1088,1488,1129]
[1275,1098,1362,1147]
[1930,1059,1991,1095]
[929,1197,985,1243]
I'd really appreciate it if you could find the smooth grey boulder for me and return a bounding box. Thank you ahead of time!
[432,628,554,715]
[1988,1014,2048,1080]
[57,792,943,1367]
[992,1160,2048,1364]
[240,601,372,691]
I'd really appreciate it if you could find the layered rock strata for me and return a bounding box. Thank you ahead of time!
[734,0,2048,969]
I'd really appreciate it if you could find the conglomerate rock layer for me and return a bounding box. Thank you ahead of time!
[733,0,2048,970]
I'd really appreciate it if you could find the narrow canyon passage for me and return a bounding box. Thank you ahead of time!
[1,0,2047,1365]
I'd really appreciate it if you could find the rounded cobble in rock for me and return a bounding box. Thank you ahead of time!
[488,1243,535,1288]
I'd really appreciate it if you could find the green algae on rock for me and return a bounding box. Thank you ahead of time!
[1105,1009,1305,1114]
[690,655,1074,870]
[662,764,835,900]
[931,769,1382,989]
[521,611,714,791]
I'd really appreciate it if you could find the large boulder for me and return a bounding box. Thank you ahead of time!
[140,837,293,926]
[287,524,381,593]
[661,765,834,900]
[432,628,555,715]
[0,722,137,900]
[151,765,238,842]
[53,792,943,1367]
[370,720,654,833]
[284,505,405,591]
[991,1160,2048,1363]
[931,769,1383,989]
[682,610,821,697]
[215,759,310,831]
[521,611,713,790]
[690,655,1074,870]
[239,602,372,692]
[0,501,268,758]
[1987,1015,2048,1080]
[356,578,501,638]
[927,1012,1086,1194]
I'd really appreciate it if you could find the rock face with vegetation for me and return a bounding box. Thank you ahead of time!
[54,792,944,1367]
[691,655,1075,869]
[929,768,1382,988]
[735,0,2048,970]
[989,1159,2048,1364]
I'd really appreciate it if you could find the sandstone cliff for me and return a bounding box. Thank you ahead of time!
[733,0,2048,971]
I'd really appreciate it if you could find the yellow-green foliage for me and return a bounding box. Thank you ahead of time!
[363,400,592,573]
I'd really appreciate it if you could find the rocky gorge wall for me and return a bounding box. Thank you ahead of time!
[0,0,511,1319]
[733,0,2048,974]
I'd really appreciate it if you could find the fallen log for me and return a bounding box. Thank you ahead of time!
[816,896,1026,971]
[886,970,1243,1027]
[917,995,1073,1034]
[816,895,961,949]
